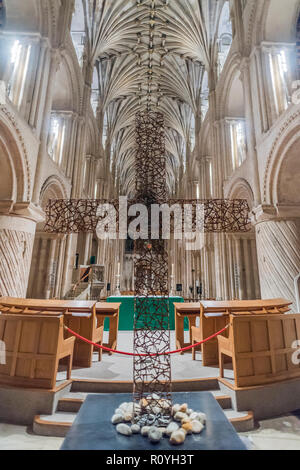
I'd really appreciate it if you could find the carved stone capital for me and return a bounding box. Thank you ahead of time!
[252,204,300,225]
[0,201,45,224]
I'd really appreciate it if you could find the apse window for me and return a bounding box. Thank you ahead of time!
[269,49,290,116]
[230,120,247,171]
[94,181,99,199]
[7,39,31,109]
[217,1,232,77]
[48,116,66,166]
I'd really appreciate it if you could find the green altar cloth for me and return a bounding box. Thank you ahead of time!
[106,296,186,331]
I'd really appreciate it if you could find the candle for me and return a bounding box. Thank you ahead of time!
[117,262,120,276]
[172,264,174,276]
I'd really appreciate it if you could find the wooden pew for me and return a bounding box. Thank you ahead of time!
[0,298,104,368]
[0,313,75,389]
[218,313,300,388]
[189,299,292,366]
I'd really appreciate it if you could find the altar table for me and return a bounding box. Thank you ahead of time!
[106,296,185,330]
[61,392,246,450]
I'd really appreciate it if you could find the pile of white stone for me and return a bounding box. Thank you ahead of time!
[111,398,206,446]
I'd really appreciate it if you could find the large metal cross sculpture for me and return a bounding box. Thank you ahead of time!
[45,110,250,426]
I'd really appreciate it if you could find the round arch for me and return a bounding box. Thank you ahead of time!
[0,112,30,202]
[227,177,255,210]
[263,109,300,204]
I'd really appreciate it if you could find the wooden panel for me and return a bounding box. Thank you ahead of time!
[219,314,300,388]
[0,314,74,389]
[235,321,251,353]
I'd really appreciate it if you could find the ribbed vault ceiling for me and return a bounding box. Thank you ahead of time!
[77,0,227,195]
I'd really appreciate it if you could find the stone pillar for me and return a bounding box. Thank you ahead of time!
[240,58,262,206]
[54,236,66,299]
[0,202,44,298]
[44,236,57,299]
[32,49,61,203]
[233,235,244,300]
[253,205,300,312]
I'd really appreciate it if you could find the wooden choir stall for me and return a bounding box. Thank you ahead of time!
[0,298,120,386]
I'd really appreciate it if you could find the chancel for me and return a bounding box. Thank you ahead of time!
[0,0,300,452]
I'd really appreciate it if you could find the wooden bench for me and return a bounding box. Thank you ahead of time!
[218,313,300,388]
[190,299,292,366]
[0,298,104,368]
[0,313,75,389]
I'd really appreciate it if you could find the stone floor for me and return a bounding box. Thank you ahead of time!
[0,423,63,450]
[57,331,234,382]
[240,409,300,450]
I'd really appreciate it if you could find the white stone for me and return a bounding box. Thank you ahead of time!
[174,411,188,422]
[123,413,133,422]
[148,427,163,443]
[159,399,171,410]
[151,393,160,400]
[111,414,124,425]
[179,403,188,413]
[119,402,129,411]
[152,406,162,415]
[141,426,151,436]
[172,404,181,414]
[190,412,206,424]
[116,424,132,436]
[131,424,141,434]
[165,422,179,436]
[191,420,204,434]
[170,429,186,445]
[197,412,206,424]
[126,403,134,413]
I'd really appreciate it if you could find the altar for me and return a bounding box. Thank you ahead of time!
[106,296,186,331]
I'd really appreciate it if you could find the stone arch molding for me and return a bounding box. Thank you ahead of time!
[217,53,243,118]
[38,175,67,231]
[226,177,255,210]
[39,175,68,210]
[0,106,31,203]
[263,109,300,205]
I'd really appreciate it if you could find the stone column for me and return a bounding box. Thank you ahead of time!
[240,58,262,206]
[32,49,61,203]
[233,235,244,300]
[0,202,44,298]
[44,236,57,299]
[226,234,236,299]
[253,205,300,312]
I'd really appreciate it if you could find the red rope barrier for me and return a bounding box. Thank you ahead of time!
[64,324,229,357]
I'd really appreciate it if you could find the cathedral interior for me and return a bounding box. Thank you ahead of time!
[0,0,300,451]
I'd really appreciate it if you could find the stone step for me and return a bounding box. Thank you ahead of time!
[70,377,220,394]
[33,387,253,438]
[57,391,232,414]
[33,412,77,438]
[215,394,232,410]
[33,406,254,439]
[224,409,255,433]
[57,397,84,413]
